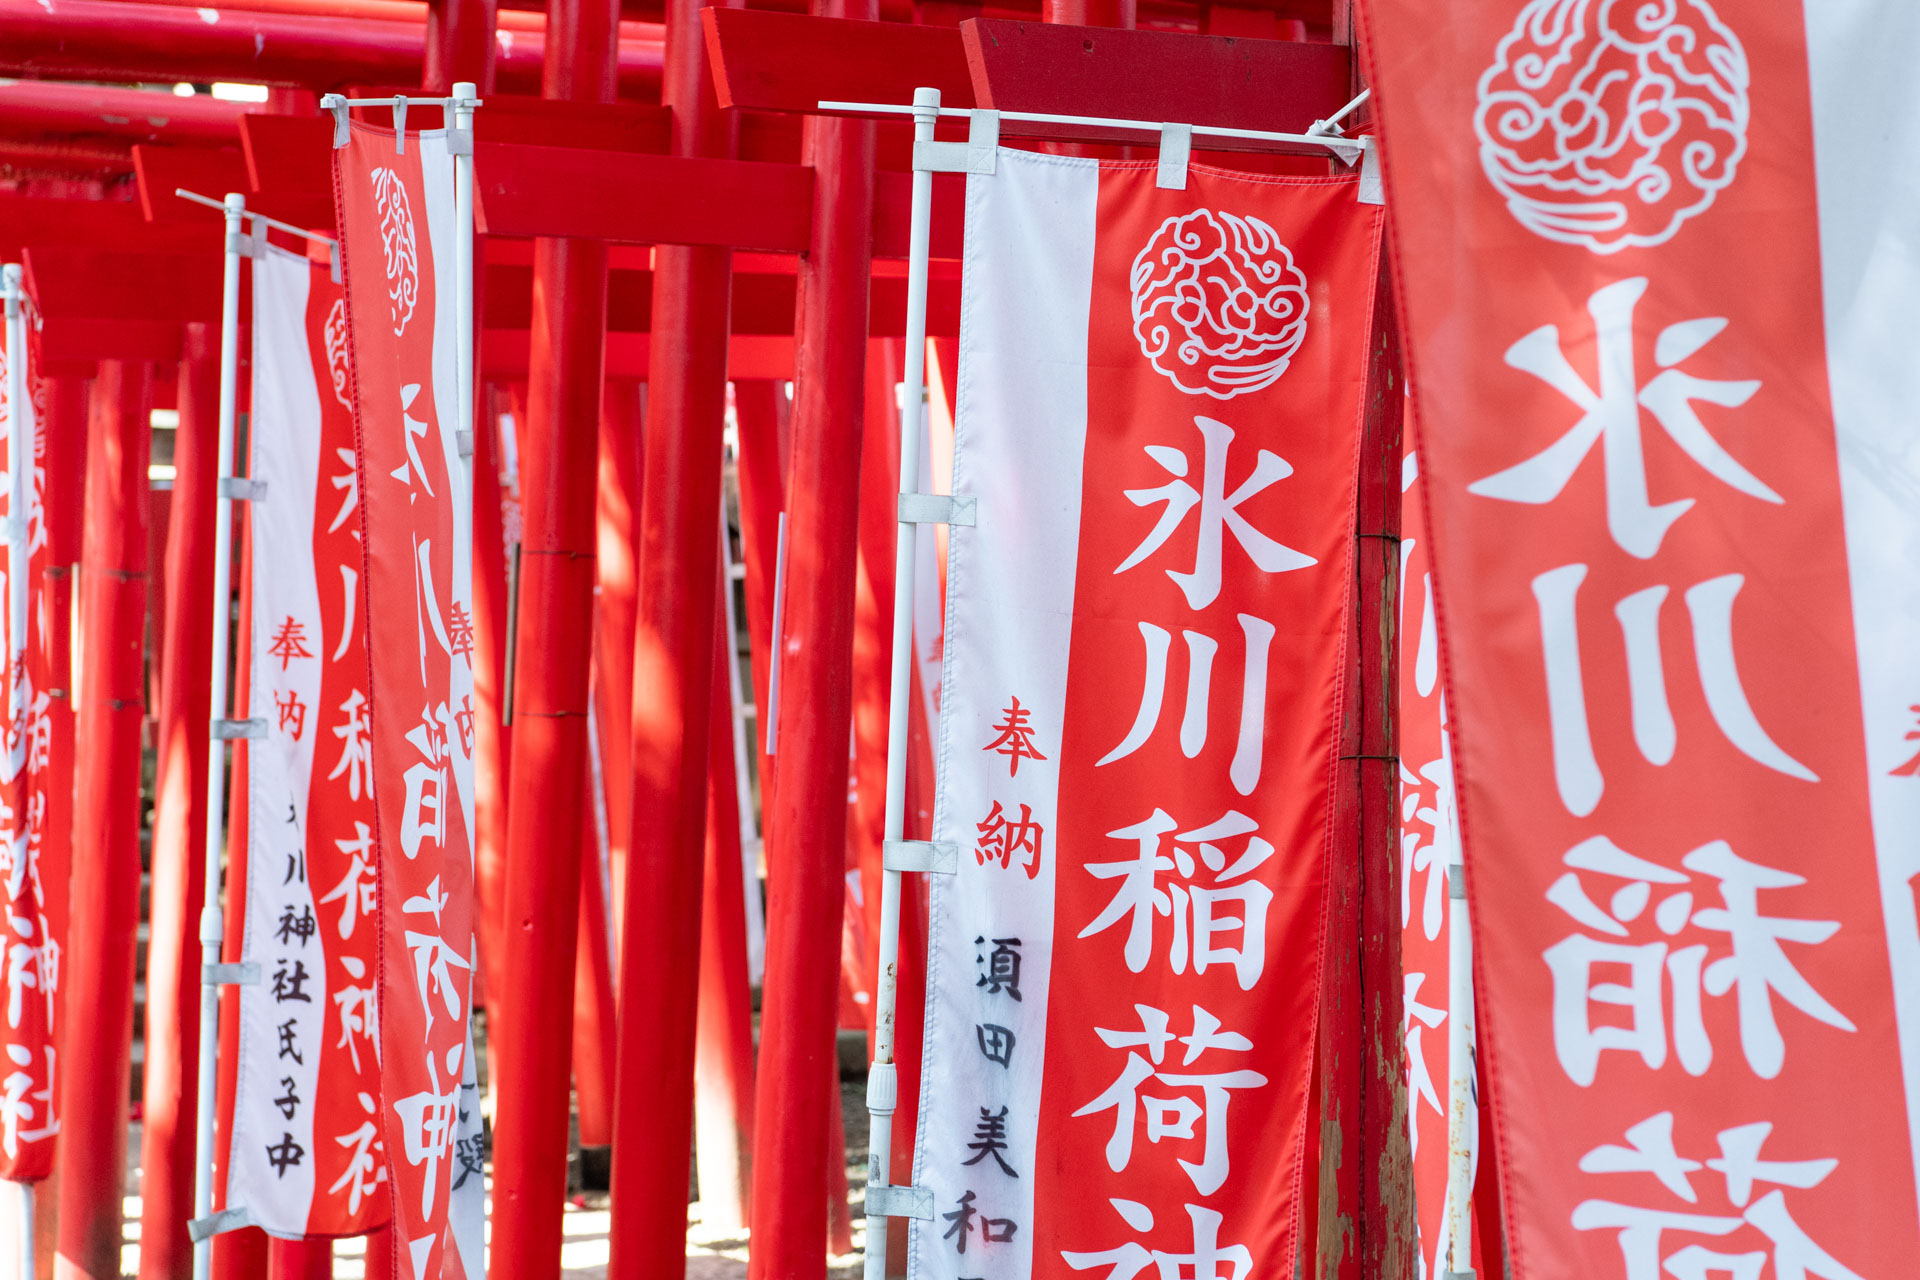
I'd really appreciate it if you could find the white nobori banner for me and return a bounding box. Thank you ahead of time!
[909,146,1383,1278]
[226,240,389,1240]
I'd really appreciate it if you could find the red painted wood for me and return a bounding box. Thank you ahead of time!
[23,248,224,327]
[593,379,644,956]
[476,143,812,250]
[0,0,664,95]
[480,330,797,380]
[693,594,758,1231]
[963,18,1351,147]
[266,1238,334,1280]
[471,386,515,1043]
[746,7,875,1267]
[0,195,218,260]
[605,0,737,1263]
[573,764,618,1150]
[135,143,335,232]
[139,323,220,1280]
[59,361,153,1280]
[492,240,609,1280]
[730,379,783,828]
[422,0,498,91]
[0,81,246,146]
[702,8,974,113]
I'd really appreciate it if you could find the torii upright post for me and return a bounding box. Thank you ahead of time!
[606,0,738,1265]
[490,0,619,1259]
[746,11,877,1277]
[59,358,153,1280]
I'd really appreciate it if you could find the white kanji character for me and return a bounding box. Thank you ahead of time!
[1533,564,1816,819]
[329,1091,388,1214]
[318,824,377,940]
[329,446,359,534]
[400,705,450,860]
[1099,614,1276,795]
[401,876,469,1030]
[1114,416,1316,610]
[391,384,435,498]
[328,689,373,801]
[1403,972,1446,1160]
[1470,277,1773,560]
[1062,1198,1253,1280]
[332,954,379,1073]
[1071,1004,1266,1196]
[391,1043,462,1218]
[1081,810,1274,989]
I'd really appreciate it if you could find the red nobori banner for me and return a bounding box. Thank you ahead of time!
[0,309,64,1182]
[333,119,483,1278]
[1398,441,1476,1279]
[909,147,1382,1278]
[1364,1,1920,1275]
[224,240,389,1238]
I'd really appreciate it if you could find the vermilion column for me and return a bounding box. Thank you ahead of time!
[731,379,782,829]
[746,12,876,1272]
[57,361,153,1280]
[423,0,498,91]
[1041,0,1133,24]
[266,1240,332,1279]
[573,764,617,1151]
[472,387,513,1025]
[139,323,219,1280]
[489,0,617,1269]
[694,588,756,1231]
[593,379,642,950]
[604,0,736,1265]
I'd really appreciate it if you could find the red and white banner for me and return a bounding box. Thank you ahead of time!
[1365,1,1920,1274]
[1398,441,1477,1278]
[225,240,389,1238]
[334,120,484,1279]
[909,148,1382,1277]
[0,311,63,1182]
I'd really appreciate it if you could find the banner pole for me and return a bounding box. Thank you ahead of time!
[3,260,32,1280]
[864,83,941,1280]
[1443,841,1476,1279]
[190,191,245,1280]
[452,81,478,497]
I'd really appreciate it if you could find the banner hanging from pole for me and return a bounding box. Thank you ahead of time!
[909,148,1382,1277]
[333,115,483,1279]
[0,283,63,1183]
[1397,440,1477,1278]
[1363,2,1920,1274]
[224,239,391,1239]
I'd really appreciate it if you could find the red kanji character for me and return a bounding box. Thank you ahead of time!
[447,601,475,661]
[1890,705,1920,778]
[975,800,1045,879]
[983,697,1048,777]
[267,617,315,671]
[274,690,308,741]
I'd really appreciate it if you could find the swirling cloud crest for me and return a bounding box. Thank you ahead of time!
[1475,0,1749,253]
[1130,209,1311,400]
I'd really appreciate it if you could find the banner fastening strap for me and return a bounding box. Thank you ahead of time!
[188,1206,252,1243]
[220,477,268,502]
[884,839,958,875]
[897,493,976,526]
[866,1183,935,1221]
[1156,122,1193,190]
[203,962,260,986]
[213,718,269,741]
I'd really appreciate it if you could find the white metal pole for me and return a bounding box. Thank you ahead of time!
[13,1178,31,1280]
[1443,838,1476,1279]
[452,83,478,503]
[4,262,29,781]
[4,260,34,1280]
[864,83,941,1280]
[190,192,245,1280]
